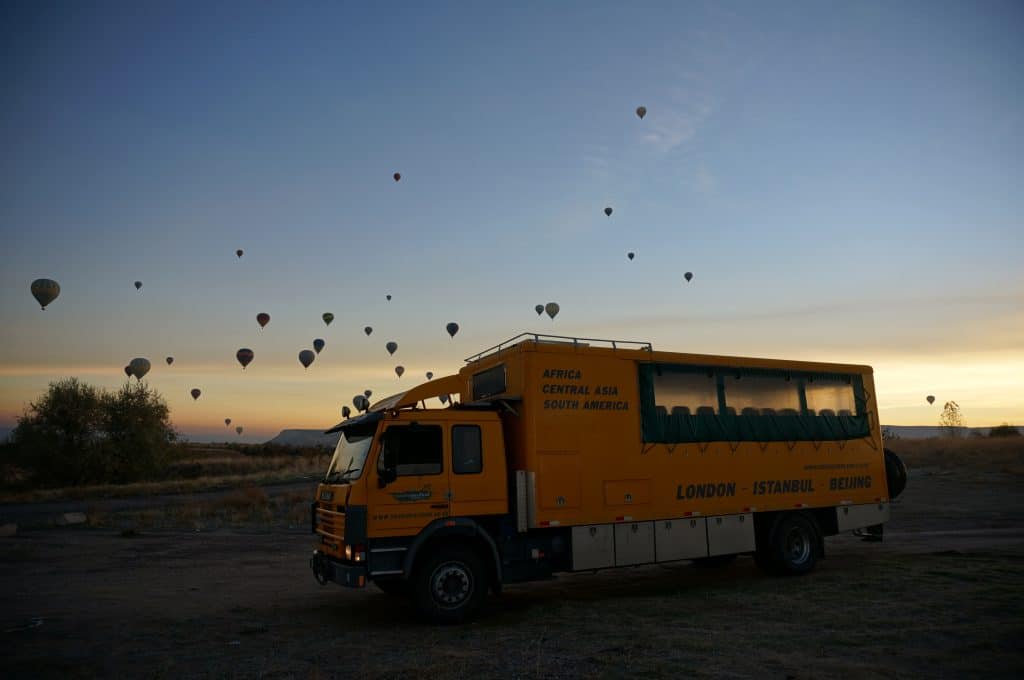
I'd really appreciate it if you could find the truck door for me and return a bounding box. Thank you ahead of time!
[448,421,508,518]
[368,422,451,535]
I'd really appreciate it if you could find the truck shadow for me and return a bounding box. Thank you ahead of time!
[316,558,780,629]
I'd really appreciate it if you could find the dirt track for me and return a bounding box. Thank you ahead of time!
[2,467,1023,679]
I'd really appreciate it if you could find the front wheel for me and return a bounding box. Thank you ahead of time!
[412,545,487,624]
[756,513,820,576]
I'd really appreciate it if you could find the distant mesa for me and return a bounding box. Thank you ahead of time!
[268,429,341,449]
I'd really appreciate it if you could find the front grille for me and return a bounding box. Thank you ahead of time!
[316,504,345,542]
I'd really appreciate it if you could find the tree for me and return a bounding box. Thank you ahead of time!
[12,378,176,486]
[11,378,104,485]
[938,401,964,438]
[99,381,176,483]
[989,423,1021,438]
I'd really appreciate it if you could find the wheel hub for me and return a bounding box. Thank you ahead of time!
[786,528,811,564]
[431,562,472,607]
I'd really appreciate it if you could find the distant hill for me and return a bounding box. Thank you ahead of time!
[881,425,1000,439]
[0,427,11,443]
[267,429,341,449]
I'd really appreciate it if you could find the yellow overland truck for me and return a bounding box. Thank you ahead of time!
[311,334,907,622]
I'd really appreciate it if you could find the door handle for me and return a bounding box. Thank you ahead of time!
[429,503,449,509]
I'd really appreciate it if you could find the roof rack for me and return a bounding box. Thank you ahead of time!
[464,333,653,363]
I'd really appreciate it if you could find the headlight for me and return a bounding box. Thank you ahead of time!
[344,545,352,560]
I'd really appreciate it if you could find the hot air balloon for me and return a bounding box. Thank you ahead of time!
[123,365,131,377]
[545,302,560,320]
[236,426,243,435]
[353,395,368,411]
[426,371,434,380]
[313,338,325,354]
[535,304,544,316]
[342,406,351,419]
[30,279,60,310]
[439,394,450,405]
[627,252,635,261]
[236,249,243,258]
[395,365,405,378]
[165,356,174,365]
[684,272,693,282]
[134,281,142,291]
[386,341,398,356]
[257,312,270,329]
[393,172,401,182]
[322,313,334,326]
[364,326,373,336]
[129,357,151,380]
[926,395,936,405]
[386,294,392,301]
[190,388,201,401]
[236,348,254,369]
[604,207,613,217]
[446,322,459,338]
[298,350,315,369]
[363,389,372,398]
[225,418,231,426]
[636,106,647,120]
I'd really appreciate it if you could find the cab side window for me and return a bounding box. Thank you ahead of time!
[452,425,483,474]
[389,425,443,476]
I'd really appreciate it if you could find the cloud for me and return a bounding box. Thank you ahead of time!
[640,94,716,154]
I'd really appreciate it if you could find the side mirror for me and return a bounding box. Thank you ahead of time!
[377,437,398,487]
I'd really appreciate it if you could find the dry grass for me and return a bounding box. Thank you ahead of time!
[86,486,315,532]
[889,437,1024,475]
[0,452,329,503]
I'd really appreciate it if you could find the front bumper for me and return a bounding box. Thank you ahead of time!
[311,550,367,588]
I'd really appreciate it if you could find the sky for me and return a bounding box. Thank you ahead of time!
[1,1,1021,441]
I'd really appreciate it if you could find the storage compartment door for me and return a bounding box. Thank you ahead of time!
[706,513,755,556]
[614,521,655,566]
[571,524,614,570]
[837,502,890,531]
[655,517,708,562]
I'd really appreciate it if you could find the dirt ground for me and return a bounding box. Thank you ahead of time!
[2,463,1023,678]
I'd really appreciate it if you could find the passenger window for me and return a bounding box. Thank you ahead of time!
[452,425,483,474]
[804,377,856,415]
[723,374,800,413]
[388,425,443,476]
[653,369,718,414]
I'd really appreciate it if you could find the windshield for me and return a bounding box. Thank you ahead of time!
[324,431,374,482]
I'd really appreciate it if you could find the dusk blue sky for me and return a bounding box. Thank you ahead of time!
[2,1,1021,440]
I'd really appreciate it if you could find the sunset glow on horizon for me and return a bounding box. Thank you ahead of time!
[2,2,1021,441]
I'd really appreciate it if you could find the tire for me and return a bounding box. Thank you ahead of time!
[374,578,410,598]
[412,545,487,624]
[884,448,908,499]
[692,554,738,568]
[756,513,820,576]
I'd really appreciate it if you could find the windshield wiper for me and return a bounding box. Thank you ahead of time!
[336,466,362,481]
[326,457,359,482]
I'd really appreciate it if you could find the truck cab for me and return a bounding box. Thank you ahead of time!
[311,377,512,622]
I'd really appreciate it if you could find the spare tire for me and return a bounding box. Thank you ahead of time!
[884,448,907,499]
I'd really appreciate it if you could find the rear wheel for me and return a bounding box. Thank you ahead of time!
[756,513,820,576]
[412,545,486,624]
[884,448,908,499]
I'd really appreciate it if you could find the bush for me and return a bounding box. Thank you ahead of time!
[11,378,176,487]
[989,423,1021,438]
